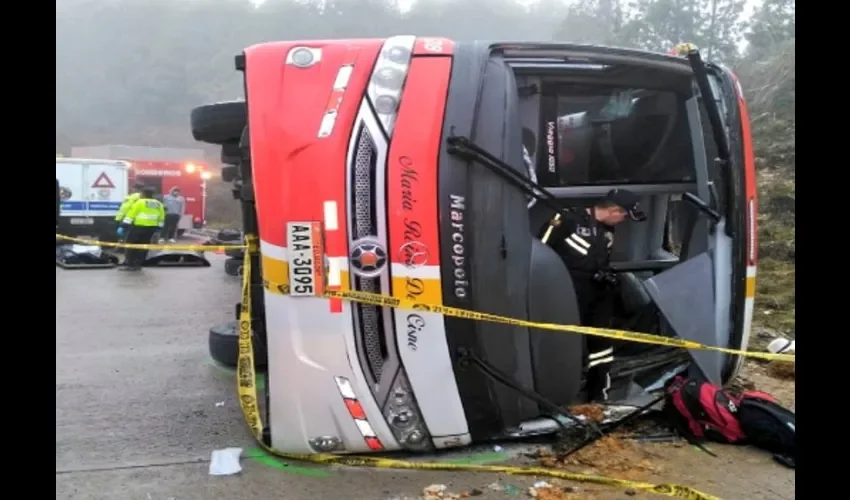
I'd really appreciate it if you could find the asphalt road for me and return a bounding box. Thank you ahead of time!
[56,254,794,500]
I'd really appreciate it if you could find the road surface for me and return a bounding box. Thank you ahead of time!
[56,255,794,500]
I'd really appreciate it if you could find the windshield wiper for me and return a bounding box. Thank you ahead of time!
[684,50,735,235]
[446,134,586,223]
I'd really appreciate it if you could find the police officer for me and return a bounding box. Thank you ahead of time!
[114,183,146,246]
[118,186,165,271]
[544,188,646,402]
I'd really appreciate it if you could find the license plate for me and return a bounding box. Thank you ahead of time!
[286,221,325,297]
[69,218,94,225]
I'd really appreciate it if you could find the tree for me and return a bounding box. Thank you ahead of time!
[554,0,634,46]
[745,0,795,59]
[625,0,746,63]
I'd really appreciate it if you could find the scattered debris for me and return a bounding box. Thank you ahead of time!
[527,483,595,500]
[504,484,522,496]
[215,401,225,407]
[487,483,505,492]
[767,360,795,380]
[423,484,446,497]
[421,484,468,500]
[767,338,795,354]
[568,404,605,423]
[493,445,504,452]
[209,447,243,475]
[540,435,662,481]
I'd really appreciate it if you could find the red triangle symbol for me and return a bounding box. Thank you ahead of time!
[91,172,116,188]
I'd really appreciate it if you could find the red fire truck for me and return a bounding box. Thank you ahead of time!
[70,145,211,234]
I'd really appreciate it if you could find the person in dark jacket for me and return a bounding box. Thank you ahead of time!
[544,188,646,402]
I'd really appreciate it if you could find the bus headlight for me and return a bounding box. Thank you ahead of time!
[201,171,212,180]
[367,35,415,137]
[382,370,432,451]
[185,163,197,173]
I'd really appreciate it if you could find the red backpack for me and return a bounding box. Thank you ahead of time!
[663,376,746,445]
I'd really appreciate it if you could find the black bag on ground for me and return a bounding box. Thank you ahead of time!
[737,392,796,468]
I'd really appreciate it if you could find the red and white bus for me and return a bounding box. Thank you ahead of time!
[192,38,758,455]
[70,145,211,233]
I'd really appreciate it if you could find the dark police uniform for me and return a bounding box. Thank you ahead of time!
[544,189,645,401]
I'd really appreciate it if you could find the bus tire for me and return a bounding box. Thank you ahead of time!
[190,101,247,145]
[221,143,242,165]
[224,257,243,277]
[209,321,268,368]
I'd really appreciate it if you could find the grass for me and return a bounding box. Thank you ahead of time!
[754,258,796,335]
[753,170,795,336]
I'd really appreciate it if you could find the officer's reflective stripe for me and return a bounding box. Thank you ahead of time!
[136,213,160,220]
[589,347,614,359]
[569,233,591,248]
[122,217,133,224]
[588,356,614,368]
[565,238,588,255]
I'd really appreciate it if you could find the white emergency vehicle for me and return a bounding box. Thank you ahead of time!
[56,157,130,241]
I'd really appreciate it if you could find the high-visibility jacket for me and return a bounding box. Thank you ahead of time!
[123,198,166,228]
[115,193,141,222]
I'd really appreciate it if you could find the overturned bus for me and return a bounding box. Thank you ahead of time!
[190,38,757,455]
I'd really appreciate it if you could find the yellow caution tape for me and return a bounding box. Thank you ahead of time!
[235,240,722,500]
[56,234,246,253]
[261,279,793,363]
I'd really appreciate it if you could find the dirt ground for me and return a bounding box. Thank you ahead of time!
[56,256,795,500]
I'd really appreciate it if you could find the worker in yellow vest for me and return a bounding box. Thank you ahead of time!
[114,182,146,247]
[116,183,146,222]
[117,186,165,271]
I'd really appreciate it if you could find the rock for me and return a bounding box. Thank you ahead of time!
[756,328,775,339]
[468,488,483,496]
[625,488,637,496]
[423,484,447,497]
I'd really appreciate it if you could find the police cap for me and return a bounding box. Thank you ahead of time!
[604,188,647,222]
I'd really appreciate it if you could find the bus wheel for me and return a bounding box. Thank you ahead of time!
[224,257,243,277]
[190,101,247,146]
[221,142,242,165]
[209,321,268,369]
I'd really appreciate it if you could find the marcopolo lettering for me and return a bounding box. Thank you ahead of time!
[406,313,426,351]
[449,194,469,299]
